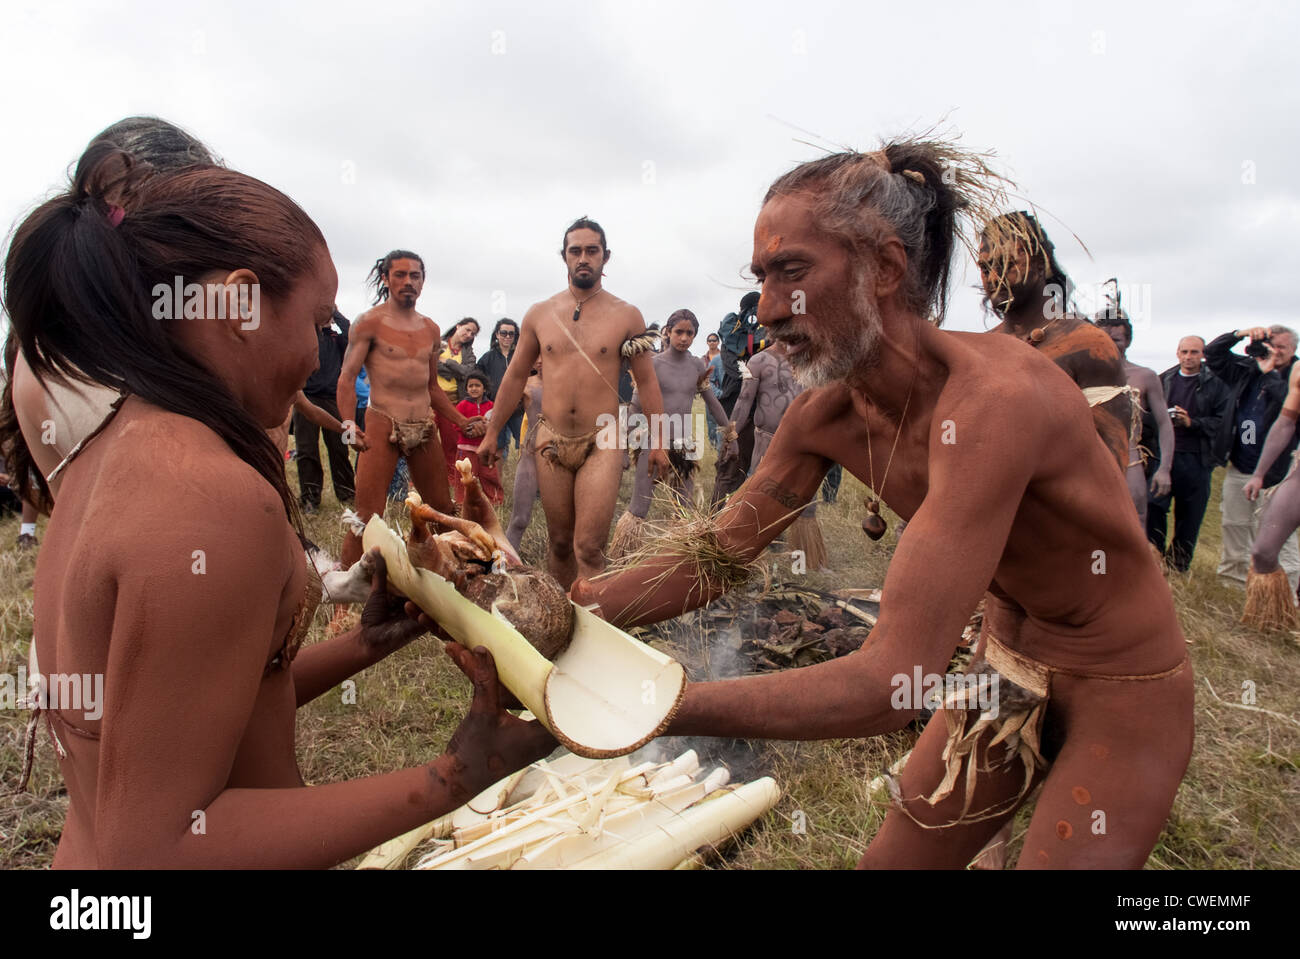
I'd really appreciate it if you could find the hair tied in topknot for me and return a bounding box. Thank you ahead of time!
[901,170,925,185]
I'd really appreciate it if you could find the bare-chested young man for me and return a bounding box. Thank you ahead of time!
[979,212,1131,472]
[609,310,732,556]
[573,142,1192,869]
[1094,307,1174,525]
[477,218,669,587]
[337,251,484,568]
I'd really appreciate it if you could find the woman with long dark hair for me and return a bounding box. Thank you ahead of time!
[436,316,480,493]
[2,144,551,867]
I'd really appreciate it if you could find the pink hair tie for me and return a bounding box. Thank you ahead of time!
[106,204,125,228]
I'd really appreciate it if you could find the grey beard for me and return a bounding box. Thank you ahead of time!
[789,283,882,389]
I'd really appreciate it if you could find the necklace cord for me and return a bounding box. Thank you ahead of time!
[864,321,920,508]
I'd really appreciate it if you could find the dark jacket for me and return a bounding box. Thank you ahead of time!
[1157,364,1233,470]
[475,347,514,400]
[1205,331,1294,484]
[303,313,350,402]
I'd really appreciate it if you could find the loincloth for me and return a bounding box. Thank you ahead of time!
[888,632,1189,829]
[369,402,436,456]
[630,432,700,482]
[667,440,699,481]
[531,413,600,473]
[1083,384,1143,448]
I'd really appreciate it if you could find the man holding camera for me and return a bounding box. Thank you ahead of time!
[1148,336,1231,572]
[1207,324,1300,587]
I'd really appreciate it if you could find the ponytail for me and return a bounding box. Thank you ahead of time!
[763,135,1014,325]
[2,152,327,529]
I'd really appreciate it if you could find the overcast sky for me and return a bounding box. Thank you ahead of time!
[2,0,1297,372]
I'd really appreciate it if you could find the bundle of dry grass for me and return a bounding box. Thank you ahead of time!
[600,489,767,624]
[1242,566,1299,632]
[787,514,829,571]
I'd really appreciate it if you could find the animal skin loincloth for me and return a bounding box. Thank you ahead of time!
[530,413,600,473]
[667,438,699,481]
[1083,384,1143,448]
[889,631,1188,828]
[369,402,437,456]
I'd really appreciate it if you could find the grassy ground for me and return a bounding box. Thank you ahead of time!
[2,408,1298,869]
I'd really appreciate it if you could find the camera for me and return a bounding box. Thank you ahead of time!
[1245,336,1273,358]
[1168,408,1180,418]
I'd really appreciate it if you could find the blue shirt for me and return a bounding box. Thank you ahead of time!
[708,354,724,396]
[355,368,371,408]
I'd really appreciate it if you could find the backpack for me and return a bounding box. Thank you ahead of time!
[718,304,767,360]
[715,305,768,409]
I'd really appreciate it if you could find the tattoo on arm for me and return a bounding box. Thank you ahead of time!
[752,477,804,511]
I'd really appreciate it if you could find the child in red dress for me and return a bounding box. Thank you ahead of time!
[455,372,504,505]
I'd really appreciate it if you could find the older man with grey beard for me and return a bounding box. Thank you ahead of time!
[1207,324,1300,588]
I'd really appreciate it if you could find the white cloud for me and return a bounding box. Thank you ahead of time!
[1,0,1296,372]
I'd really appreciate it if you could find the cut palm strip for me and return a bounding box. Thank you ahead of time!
[568,777,780,870]
[403,749,779,870]
[362,515,686,758]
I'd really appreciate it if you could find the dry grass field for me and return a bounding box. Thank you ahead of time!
[2,406,1297,869]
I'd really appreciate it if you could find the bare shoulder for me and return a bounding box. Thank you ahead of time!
[350,308,379,337]
[600,293,644,334]
[98,408,289,543]
[938,330,1074,429]
[1059,316,1123,364]
[534,291,569,313]
[416,311,440,336]
[523,296,564,329]
[1131,363,1164,391]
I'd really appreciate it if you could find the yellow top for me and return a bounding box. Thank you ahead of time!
[437,344,463,397]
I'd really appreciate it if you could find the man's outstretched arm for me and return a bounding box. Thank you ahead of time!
[1135,368,1173,495]
[336,314,370,432]
[666,398,1035,742]
[571,391,829,625]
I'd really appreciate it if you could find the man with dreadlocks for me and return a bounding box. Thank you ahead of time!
[336,251,485,569]
[477,218,670,588]
[979,212,1132,473]
[573,139,1192,869]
